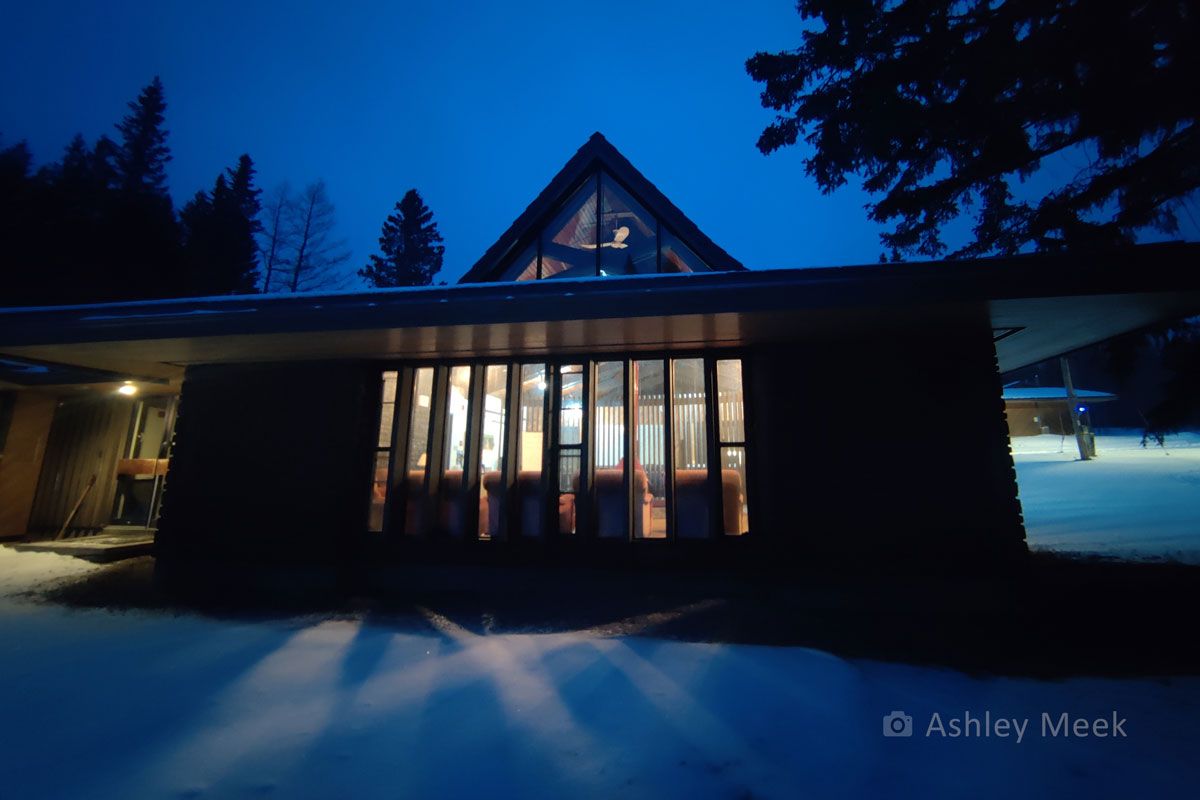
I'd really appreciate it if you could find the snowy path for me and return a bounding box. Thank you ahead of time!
[1013,432,1200,562]
[1,549,1199,798]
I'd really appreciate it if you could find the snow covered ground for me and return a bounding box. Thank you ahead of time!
[1012,431,1200,563]
[0,434,1196,797]
[1,547,1199,798]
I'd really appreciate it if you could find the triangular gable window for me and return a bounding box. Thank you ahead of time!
[499,170,713,281]
[542,179,599,279]
[462,134,743,284]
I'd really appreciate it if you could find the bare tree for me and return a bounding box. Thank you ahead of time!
[258,182,295,292]
[259,180,351,293]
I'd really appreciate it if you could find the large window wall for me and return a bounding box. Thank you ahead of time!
[369,354,749,542]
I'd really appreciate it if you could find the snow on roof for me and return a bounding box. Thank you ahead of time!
[1002,387,1116,401]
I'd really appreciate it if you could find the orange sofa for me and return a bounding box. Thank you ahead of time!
[483,470,574,537]
[590,468,655,538]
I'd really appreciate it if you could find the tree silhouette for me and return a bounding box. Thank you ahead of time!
[226,155,262,237]
[114,76,172,205]
[360,189,444,287]
[258,182,296,292]
[0,137,41,303]
[180,154,262,295]
[264,180,351,293]
[1,78,278,305]
[107,76,183,298]
[746,1,1200,258]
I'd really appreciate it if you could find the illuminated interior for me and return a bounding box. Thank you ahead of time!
[495,170,713,281]
[369,355,748,541]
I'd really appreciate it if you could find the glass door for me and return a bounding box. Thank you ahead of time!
[110,395,176,528]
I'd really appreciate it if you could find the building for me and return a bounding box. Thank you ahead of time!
[2,134,1198,588]
[1002,387,1117,437]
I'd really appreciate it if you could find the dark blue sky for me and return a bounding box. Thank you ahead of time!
[2,1,1194,287]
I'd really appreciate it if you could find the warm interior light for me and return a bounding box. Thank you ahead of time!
[118,383,137,396]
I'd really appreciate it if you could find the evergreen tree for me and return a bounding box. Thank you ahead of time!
[38,135,115,303]
[226,154,262,235]
[114,76,172,205]
[746,0,1200,258]
[359,189,444,287]
[180,155,262,295]
[180,154,262,296]
[106,76,183,299]
[0,137,41,303]
[57,133,119,201]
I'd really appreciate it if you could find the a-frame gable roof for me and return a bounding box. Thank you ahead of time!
[459,132,744,283]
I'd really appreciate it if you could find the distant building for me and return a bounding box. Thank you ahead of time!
[1002,387,1117,436]
[1,134,1198,588]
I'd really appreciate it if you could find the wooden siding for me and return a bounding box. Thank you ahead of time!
[27,397,134,536]
[0,392,59,538]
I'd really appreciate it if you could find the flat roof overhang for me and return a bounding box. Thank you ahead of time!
[1,243,1197,386]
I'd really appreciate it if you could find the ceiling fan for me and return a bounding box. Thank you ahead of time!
[582,226,630,249]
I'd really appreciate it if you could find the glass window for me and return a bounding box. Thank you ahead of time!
[440,366,473,538]
[498,241,538,282]
[541,179,598,279]
[599,173,657,276]
[516,364,547,536]
[672,358,707,470]
[594,361,626,538]
[557,365,583,535]
[558,452,581,498]
[404,367,434,535]
[721,447,749,536]
[367,370,398,532]
[716,359,745,443]
[369,451,390,533]
[672,358,709,538]
[442,366,471,473]
[594,362,624,469]
[716,359,747,536]
[378,370,397,447]
[634,360,667,538]
[661,228,711,273]
[407,368,434,472]
[559,364,583,446]
[479,365,508,539]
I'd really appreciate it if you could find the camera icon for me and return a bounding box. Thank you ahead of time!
[883,711,913,737]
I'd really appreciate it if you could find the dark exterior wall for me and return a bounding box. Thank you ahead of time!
[747,314,1025,562]
[156,360,378,570]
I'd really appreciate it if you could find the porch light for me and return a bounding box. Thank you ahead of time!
[118,382,137,396]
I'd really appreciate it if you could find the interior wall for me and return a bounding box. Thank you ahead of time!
[0,391,58,538]
[1005,402,1074,437]
[156,360,377,567]
[748,313,1025,562]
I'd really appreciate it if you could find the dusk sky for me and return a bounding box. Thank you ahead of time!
[2,1,1195,288]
